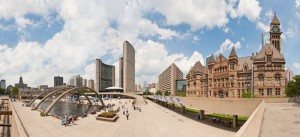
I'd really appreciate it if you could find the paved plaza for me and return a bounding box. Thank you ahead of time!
[260,103,300,137]
[12,98,235,137]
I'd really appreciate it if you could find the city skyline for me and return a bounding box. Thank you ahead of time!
[0,0,300,87]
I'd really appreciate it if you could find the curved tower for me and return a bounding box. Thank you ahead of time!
[120,41,135,92]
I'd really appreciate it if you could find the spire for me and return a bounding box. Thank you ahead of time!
[208,53,215,64]
[271,13,280,25]
[229,46,238,58]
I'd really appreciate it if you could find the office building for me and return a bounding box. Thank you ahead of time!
[159,63,183,96]
[119,41,135,92]
[54,76,63,87]
[0,79,6,89]
[176,79,186,92]
[96,59,115,92]
[88,79,94,90]
[69,75,83,87]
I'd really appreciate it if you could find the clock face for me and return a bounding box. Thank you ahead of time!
[272,26,279,32]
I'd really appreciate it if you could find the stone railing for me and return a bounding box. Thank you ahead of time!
[9,99,29,137]
[234,100,266,137]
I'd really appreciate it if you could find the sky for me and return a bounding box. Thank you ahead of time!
[0,0,300,87]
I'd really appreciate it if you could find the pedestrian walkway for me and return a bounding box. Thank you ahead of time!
[260,103,300,137]
[12,98,235,137]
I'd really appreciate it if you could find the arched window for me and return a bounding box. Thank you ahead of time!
[259,74,264,85]
[275,74,280,84]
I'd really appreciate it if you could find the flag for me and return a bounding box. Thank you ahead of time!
[176,98,184,107]
[169,96,174,103]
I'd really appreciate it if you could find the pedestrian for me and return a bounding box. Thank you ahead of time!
[64,115,68,126]
[123,110,125,115]
[126,109,128,114]
[71,115,75,125]
[126,112,129,120]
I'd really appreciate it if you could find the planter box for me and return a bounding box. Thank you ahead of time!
[96,114,118,122]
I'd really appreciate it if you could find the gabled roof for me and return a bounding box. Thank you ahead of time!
[254,43,285,62]
[238,56,252,71]
[229,47,238,59]
[216,53,228,62]
[271,14,280,25]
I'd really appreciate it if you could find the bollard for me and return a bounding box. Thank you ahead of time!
[233,115,238,128]
[172,103,175,109]
[182,106,185,114]
[199,110,205,120]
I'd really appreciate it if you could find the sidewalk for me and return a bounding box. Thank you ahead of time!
[12,98,235,137]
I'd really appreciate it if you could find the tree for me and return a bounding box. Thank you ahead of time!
[155,90,162,95]
[0,88,5,95]
[285,75,300,97]
[176,91,186,97]
[242,90,251,98]
[164,91,171,96]
[143,91,153,95]
[11,86,19,96]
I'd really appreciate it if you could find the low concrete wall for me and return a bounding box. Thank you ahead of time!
[234,100,266,137]
[9,100,29,137]
[179,97,262,116]
[263,97,294,103]
[292,97,300,104]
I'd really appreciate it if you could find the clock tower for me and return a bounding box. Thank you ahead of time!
[269,13,282,53]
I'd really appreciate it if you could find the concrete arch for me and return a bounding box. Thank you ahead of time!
[42,87,105,115]
[27,86,70,107]
[33,88,70,110]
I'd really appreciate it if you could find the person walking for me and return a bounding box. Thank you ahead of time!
[126,112,129,120]
[71,115,75,125]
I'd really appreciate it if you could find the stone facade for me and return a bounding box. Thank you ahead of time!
[186,14,286,98]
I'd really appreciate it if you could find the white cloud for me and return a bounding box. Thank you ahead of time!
[216,39,241,54]
[236,0,261,21]
[294,63,300,69]
[296,12,300,19]
[143,0,229,30]
[0,0,265,87]
[265,9,273,20]
[223,27,230,33]
[257,21,269,32]
[286,22,299,38]
[228,0,262,21]
[296,0,300,8]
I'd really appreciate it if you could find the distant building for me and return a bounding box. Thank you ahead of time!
[176,79,186,92]
[54,76,63,87]
[135,84,141,92]
[148,83,157,93]
[83,79,87,87]
[159,63,183,95]
[69,75,83,87]
[38,85,48,91]
[15,76,28,89]
[0,79,6,89]
[88,79,94,90]
[285,68,294,86]
[96,59,115,92]
[119,41,135,92]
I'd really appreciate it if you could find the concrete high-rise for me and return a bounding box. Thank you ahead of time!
[119,41,135,92]
[96,59,115,92]
[88,79,95,90]
[285,68,294,86]
[54,76,63,87]
[159,63,183,96]
[0,79,6,89]
[69,75,83,87]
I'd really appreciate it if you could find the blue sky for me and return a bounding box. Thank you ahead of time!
[0,0,300,87]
